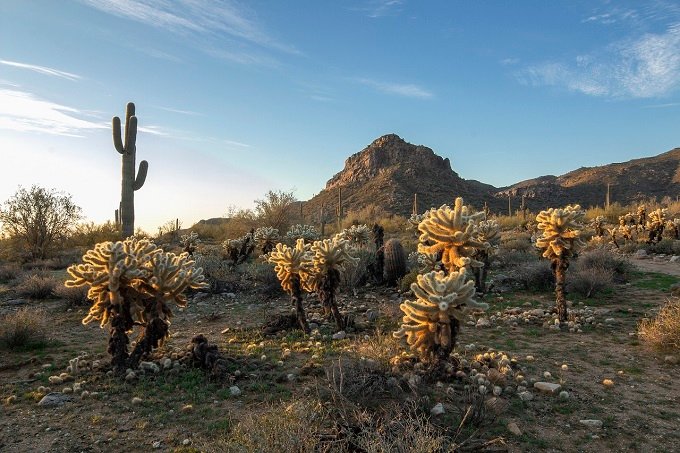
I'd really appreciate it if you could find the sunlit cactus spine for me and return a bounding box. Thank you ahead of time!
[113,102,148,238]
[394,270,487,363]
[636,205,647,229]
[267,239,313,333]
[285,224,320,244]
[254,226,280,255]
[65,238,208,373]
[306,237,358,330]
[336,224,371,248]
[417,197,489,274]
[591,215,605,237]
[535,205,585,323]
[667,218,680,240]
[645,208,667,244]
[180,231,200,256]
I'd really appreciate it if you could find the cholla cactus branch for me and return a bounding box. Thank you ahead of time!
[66,238,207,372]
[473,219,499,293]
[535,205,585,322]
[417,198,489,273]
[394,270,487,362]
[254,226,280,255]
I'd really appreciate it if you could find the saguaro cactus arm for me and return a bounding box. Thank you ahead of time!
[133,160,148,190]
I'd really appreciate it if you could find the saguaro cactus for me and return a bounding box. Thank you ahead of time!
[113,102,148,238]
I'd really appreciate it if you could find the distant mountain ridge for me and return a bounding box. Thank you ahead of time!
[301,134,680,220]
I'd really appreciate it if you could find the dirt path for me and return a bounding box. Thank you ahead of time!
[631,257,680,277]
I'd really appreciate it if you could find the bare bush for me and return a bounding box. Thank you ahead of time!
[639,298,680,350]
[510,260,554,291]
[326,358,401,409]
[243,262,283,295]
[576,248,632,283]
[15,272,57,299]
[0,263,21,283]
[340,248,376,292]
[53,284,89,306]
[0,307,48,349]
[567,266,613,298]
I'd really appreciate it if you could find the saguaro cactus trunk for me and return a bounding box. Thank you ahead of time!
[113,102,148,238]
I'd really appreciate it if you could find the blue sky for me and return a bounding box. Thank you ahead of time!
[1,0,679,231]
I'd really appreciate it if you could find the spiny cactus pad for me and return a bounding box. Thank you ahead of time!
[394,270,488,357]
[417,197,488,272]
[535,205,585,259]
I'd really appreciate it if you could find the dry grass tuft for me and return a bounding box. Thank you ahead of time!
[53,283,90,306]
[0,263,22,283]
[14,272,57,299]
[0,307,48,349]
[638,298,680,350]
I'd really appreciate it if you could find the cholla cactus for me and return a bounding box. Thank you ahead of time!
[180,231,200,256]
[666,218,680,240]
[306,237,359,329]
[267,239,313,332]
[65,238,208,372]
[254,226,280,255]
[535,205,585,322]
[407,213,426,237]
[337,224,371,248]
[394,270,488,362]
[472,219,500,293]
[285,224,320,243]
[636,205,647,228]
[646,208,667,243]
[222,229,255,264]
[417,198,489,273]
[591,216,605,237]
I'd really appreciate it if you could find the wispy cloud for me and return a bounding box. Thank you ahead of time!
[516,22,680,98]
[356,0,405,18]
[582,10,637,25]
[154,105,204,116]
[0,89,106,137]
[500,58,519,66]
[642,102,680,108]
[0,59,82,81]
[80,0,300,64]
[355,77,433,99]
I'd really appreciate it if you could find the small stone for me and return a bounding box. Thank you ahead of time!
[430,403,445,415]
[332,331,347,340]
[525,355,535,362]
[559,391,570,399]
[605,318,616,324]
[229,386,242,396]
[519,391,534,401]
[182,439,191,446]
[62,387,73,394]
[48,376,63,385]
[507,421,522,436]
[80,391,90,399]
[543,371,552,379]
[152,440,162,449]
[602,379,615,387]
[131,397,143,405]
[287,373,296,382]
[664,355,679,365]
[125,372,137,382]
[534,382,562,393]
[476,317,490,328]
[162,358,172,369]
[139,361,160,373]
[580,419,603,429]
[561,364,568,371]
[181,404,193,413]
[38,393,73,407]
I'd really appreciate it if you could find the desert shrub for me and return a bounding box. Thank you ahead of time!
[15,272,57,299]
[494,248,537,270]
[0,307,48,349]
[398,268,419,293]
[194,250,236,293]
[326,357,401,409]
[567,266,613,298]
[243,261,282,294]
[638,298,680,350]
[340,248,376,293]
[576,248,633,283]
[646,238,680,255]
[0,263,21,283]
[53,283,89,306]
[499,231,533,253]
[510,260,554,291]
[69,221,120,246]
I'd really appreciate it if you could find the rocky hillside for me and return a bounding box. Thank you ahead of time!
[496,148,680,209]
[302,134,503,221]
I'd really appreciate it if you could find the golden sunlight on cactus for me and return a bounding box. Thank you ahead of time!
[394,270,488,362]
[417,197,488,273]
[535,205,585,260]
[267,239,313,294]
[65,238,208,372]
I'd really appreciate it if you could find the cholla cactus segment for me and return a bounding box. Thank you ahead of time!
[417,252,442,273]
[65,238,208,327]
[407,213,426,230]
[285,224,320,243]
[535,205,585,259]
[310,237,359,273]
[646,208,667,230]
[255,226,280,245]
[394,270,487,356]
[267,239,313,294]
[337,224,371,247]
[417,198,488,271]
[180,231,200,248]
[475,219,500,244]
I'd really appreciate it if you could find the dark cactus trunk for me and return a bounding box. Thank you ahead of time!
[128,316,169,369]
[554,258,569,323]
[291,275,310,333]
[109,313,131,374]
[319,269,344,330]
[434,315,459,363]
[474,250,490,293]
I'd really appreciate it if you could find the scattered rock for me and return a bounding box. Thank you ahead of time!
[476,317,491,328]
[507,421,522,436]
[633,249,647,258]
[580,419,603,429]
[664,355,679,365]
[533,382,562,394]
[125,372,137,382]
[131,397,143,405]
[139,361,160,373]
[152,440,162,449]
[602,379,615,387]
[430,403,445,415]
[559,391,570,399]
[182,439,191,446]
[38,393,73,407]
[518,391,534,402]
[332,331,347,340]
[229,386,242,397]
[181,404,193,413]
[48,376,63,385]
